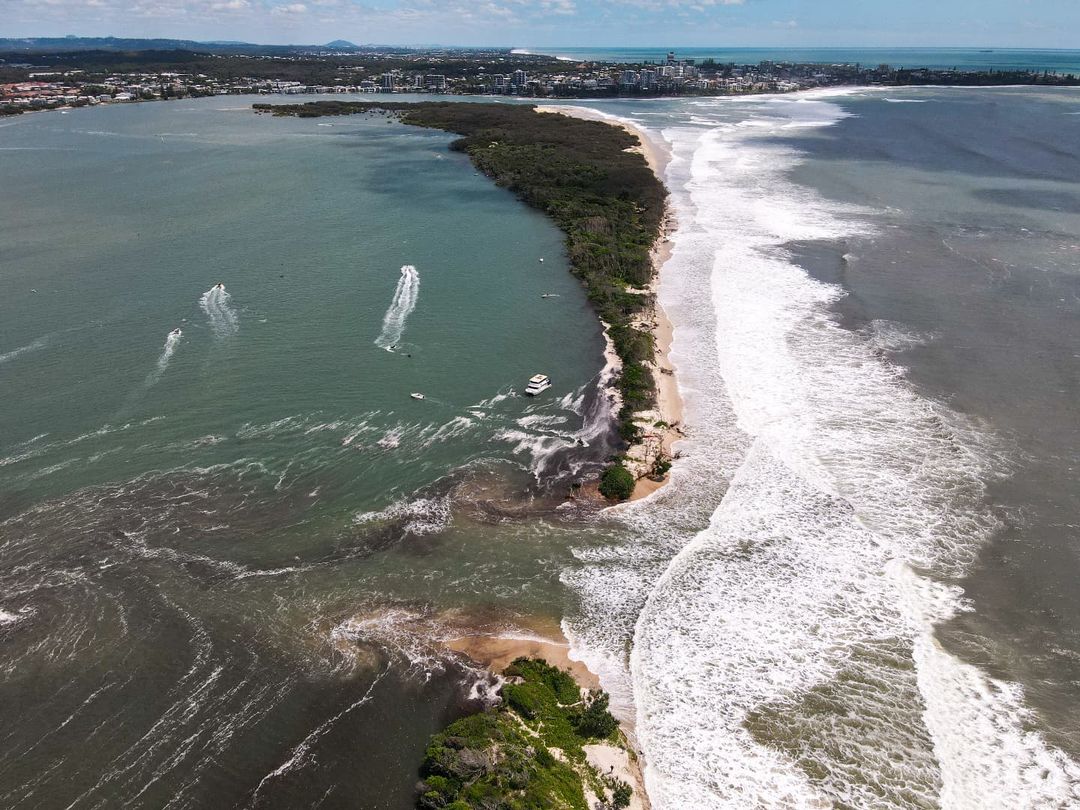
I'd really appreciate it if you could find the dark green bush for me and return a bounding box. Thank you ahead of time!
[599,464,635,501]
[571,689,619,739]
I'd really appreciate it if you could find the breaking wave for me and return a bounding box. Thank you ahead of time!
[563,93,1080,809]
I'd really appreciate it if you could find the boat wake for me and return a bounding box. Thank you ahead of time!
[145,330,182,386]
[375,265,420,351]
[199,284,238,337]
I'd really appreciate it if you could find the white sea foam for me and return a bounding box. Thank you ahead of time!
[0,337,48,366]
[352,494,451,536]
[199,285,239,337]
[145,330,182,386]
[375,265,420,350]
[562,93,1080,808]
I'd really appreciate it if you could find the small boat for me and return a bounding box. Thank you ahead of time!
[410,392,425,400]
[169,328,182,338]
[540,293,560,299]
[539,258,545,263]
[215,282,225,291]
[525,374,551,396]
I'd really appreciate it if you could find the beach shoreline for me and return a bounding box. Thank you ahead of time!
[536,105,684,500]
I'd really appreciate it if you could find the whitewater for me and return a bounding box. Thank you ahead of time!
[375,265,420,350]
[564,92,1080,809]
[199,285,239,337]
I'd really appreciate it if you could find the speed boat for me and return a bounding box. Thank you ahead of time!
[410,392,425,400]
[169,328,182,338]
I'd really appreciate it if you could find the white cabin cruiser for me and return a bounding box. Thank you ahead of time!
[524,374,551,396]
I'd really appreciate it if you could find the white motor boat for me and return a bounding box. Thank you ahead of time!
[524,374,551,396]
[410,392,425,400]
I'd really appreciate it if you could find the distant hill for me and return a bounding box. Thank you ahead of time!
[0,37,376,56]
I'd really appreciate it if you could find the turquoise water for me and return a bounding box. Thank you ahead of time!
[1,100,605,513]
[0,97,613,807]
[519,46,1080,73]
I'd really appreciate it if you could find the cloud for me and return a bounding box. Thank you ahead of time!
[539,0,576,14]
[271,2,307,13]
[211,0,251,9]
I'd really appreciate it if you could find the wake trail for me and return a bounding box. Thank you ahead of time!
[145,331,182,387]
[374,266,419,351]
[199,285,238,338]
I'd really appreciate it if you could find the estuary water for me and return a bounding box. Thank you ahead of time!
[3,87,1080,809]
[0,98,614,808]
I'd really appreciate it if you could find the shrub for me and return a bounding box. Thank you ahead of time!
[571,689,619,739]
[610,778,633,808]
[599,464,635,501]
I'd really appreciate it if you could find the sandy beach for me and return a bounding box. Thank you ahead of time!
[444,619,600,689]
[536,105,684,500]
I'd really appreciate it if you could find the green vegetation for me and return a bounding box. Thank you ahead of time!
[598,463,635,501]
[254,100,666,445]
[415,657,624,810]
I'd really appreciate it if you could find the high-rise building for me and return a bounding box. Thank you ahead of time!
[512,69,527,87]
[425,74,446,90]
[380,73,395,90]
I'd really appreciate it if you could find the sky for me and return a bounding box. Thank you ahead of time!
[5,0,1080,49]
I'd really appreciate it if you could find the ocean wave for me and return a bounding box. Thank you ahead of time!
[564,93,1079,808]
[352,494,451,536]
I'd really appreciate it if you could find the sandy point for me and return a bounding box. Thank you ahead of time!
[535,105,685,501]
[444,623,600,690]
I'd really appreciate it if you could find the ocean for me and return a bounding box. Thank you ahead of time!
[3,85,1080,808]
[514,46,1080,74]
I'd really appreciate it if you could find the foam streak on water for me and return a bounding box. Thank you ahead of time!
[145,331,182,387]
[567,94,1080,808]
[198,286,238,338]
[375,265,419,350]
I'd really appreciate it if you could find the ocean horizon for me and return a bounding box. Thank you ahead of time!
[512,45,1080,74]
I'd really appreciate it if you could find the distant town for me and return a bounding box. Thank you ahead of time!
[2,38,1077,115]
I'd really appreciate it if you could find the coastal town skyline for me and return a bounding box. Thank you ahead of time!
[6,0,1080,50]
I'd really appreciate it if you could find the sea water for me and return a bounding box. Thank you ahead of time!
[515,46,1080,74]
[3,87,1080,809]
[562,87,1080,807]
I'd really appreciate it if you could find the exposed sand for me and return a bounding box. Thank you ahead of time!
[535,106,685,501]
[585,743,650,810]
[443,620,650,810]
[444,627,600,690]
[536,104,668,176]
